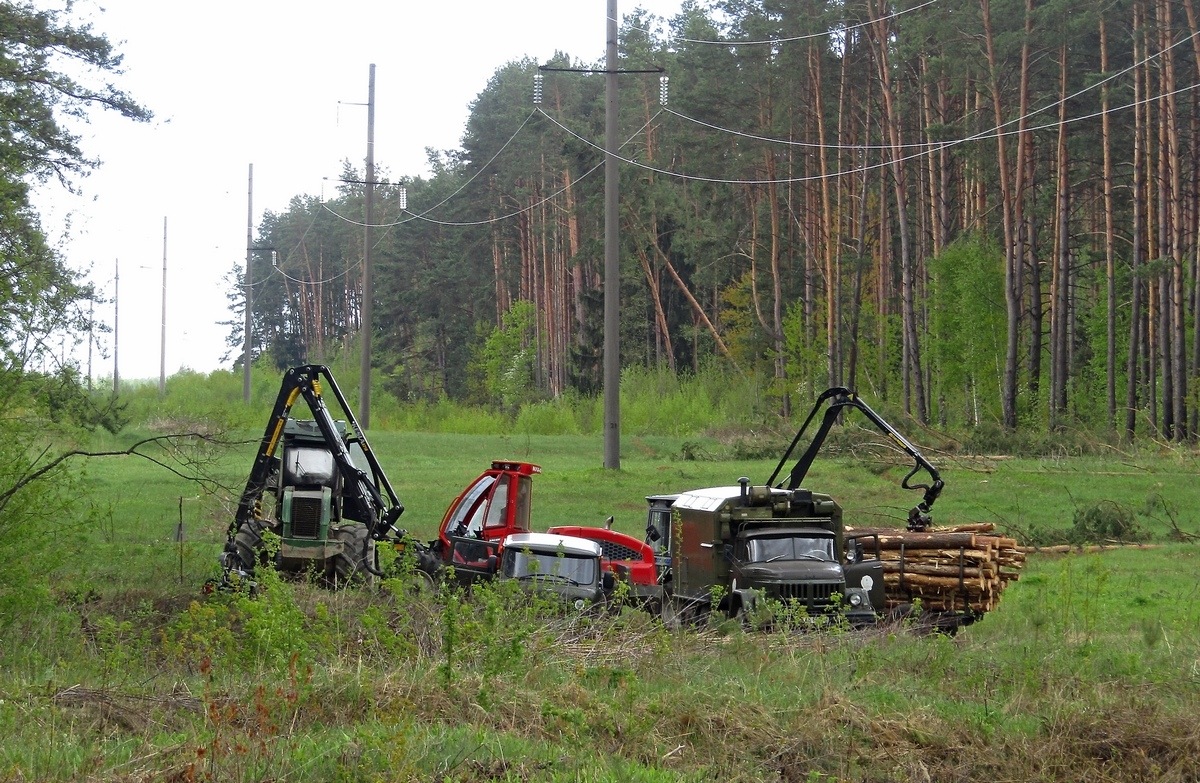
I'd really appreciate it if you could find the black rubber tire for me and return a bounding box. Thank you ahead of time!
[329,524,376,588]
[661,595,683,629]
[887,602,916,624]
[228,518,273,572]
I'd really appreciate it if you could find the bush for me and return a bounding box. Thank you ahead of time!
[1070,501,1149,544]
[514,402,581,436]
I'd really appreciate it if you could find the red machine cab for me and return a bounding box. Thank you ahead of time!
[436,461,540,581]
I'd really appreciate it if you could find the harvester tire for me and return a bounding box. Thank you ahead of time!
[330,524,376,588]
[229,519,270,572]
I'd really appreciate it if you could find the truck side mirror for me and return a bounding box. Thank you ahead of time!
[486,554,499,574]
[602,570,616,591]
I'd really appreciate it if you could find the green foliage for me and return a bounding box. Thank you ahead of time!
[384,397,509,435]
[782,300,829,397]
[0,2,150,182]
[1069,501,1149,545]
[0,419,75,621]
[1,2,148,406]
[928,236,1006,427]
[515,400,584,436]
[477,300,539,412]
[619,363,766,436]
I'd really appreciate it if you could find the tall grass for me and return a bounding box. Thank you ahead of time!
[117,362,770,439]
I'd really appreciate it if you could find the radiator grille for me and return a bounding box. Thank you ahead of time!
[290,497,323,539]
[599,541,644,562]
[773,581,839,607]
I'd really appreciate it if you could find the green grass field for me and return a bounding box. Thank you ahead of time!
[2,426,1199,782]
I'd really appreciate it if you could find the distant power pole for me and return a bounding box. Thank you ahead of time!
[360,63,376,429]
[244,163,254,404]
[159,216,167,396]
[87,297,94,391]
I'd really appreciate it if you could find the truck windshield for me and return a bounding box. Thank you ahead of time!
[502,549,597,586]
[745,536,835,563]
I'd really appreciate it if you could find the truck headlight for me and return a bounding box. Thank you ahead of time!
[847,591,864,607]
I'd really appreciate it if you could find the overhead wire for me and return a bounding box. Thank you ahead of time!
[613,0,939,47]
[319,108,541,229]
[541,80,1200,185]
[245,191,362,290]
[260,4,1198,283]
[405,109,663,227]
[660,22,1198,154]
[532,29,1200,187]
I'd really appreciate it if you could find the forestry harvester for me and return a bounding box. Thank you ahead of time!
[219,365,410,586]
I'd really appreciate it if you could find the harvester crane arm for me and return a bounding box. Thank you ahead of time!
[223,365,404,573]
[766,387,943,531]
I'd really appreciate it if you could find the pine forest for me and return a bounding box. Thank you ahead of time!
[232,0,1200,442]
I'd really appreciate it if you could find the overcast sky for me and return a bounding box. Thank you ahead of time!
[34,0,684,382]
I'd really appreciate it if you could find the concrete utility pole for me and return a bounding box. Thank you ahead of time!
[603,0,621,470]
[360,63,376,429]
[159,216,167,396]
[540,3,661,470]
[244,164,253,404]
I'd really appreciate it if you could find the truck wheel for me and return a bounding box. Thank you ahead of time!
[662,596,707,629]
[661,596,683,630]
[330,524,376,588]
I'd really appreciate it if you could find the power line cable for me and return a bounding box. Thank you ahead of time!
[537,77,1200,186]
[614,0,939,46]
[320,108,541,228]
[405,110,662,227]
[659,22,1197,153]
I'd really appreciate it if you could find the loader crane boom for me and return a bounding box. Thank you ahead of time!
[222,364,404,580]
[766,387,943,531]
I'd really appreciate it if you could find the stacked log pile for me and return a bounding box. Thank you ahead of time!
[846,522,1025,614]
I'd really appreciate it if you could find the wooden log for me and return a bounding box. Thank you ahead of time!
[883,572,985,592]
[880,562,995,580]
[847,522,996,536]
[877,548,994,563]
[882,564,989,590]
[937,522,996,534]
[872,532,981,549]
[856,524,1026,617]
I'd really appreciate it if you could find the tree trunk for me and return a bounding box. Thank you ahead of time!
[981,0,1019,429]
[871,0,925,422]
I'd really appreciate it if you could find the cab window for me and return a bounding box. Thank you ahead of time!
[483,479,509,528]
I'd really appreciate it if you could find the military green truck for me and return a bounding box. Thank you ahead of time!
[658,387,944,628]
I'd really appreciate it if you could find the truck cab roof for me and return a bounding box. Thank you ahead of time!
[502,532,602,559]
[673,486,787,511]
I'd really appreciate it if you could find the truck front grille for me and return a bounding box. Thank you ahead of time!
[599,541,643,562]
[774,581,839,608]
[290,497,323,539]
